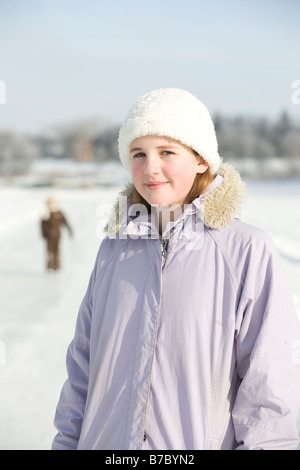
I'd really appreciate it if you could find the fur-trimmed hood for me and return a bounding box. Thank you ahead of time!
[105,162,245,236]
[199,161,245,230]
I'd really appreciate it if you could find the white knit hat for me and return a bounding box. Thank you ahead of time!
[118,88,221,175]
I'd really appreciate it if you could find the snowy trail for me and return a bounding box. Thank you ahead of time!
[242,178,300,316]
[0,186,119,449]
[0,178,299,449]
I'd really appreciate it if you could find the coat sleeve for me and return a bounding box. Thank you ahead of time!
[41,218,49,239]
[232,233,300,450]
[52,271,94,450]
[60,211,73,236]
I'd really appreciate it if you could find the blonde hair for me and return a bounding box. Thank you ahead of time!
[184,166,214,204]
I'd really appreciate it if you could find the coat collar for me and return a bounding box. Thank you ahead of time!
[105,162,245,237]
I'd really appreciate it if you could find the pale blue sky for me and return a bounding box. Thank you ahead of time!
[0,0,299,134]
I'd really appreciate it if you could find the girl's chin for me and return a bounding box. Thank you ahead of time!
[138,188,184,207]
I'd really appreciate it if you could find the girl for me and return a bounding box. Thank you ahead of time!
[52,88,300,450]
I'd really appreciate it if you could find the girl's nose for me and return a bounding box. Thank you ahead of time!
[144,154,160,175]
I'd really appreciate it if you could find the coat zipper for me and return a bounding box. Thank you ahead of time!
[161,237,169,269]
[141,236,169,446]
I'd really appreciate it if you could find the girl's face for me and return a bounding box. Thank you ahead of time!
[130,135,208,207]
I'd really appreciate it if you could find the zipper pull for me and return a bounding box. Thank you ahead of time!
[161,238,169,268]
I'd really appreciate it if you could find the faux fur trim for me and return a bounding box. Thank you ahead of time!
[105,162,245,235]
[105,183,135,238]
[200,162,245,230]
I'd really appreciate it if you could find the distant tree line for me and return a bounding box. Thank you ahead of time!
[0,112,299,177]
[214,111,300,160]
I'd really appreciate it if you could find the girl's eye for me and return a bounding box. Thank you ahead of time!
[132,150,175,158]
[133,152,146,158]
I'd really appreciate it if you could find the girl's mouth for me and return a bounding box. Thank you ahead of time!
[146,181,168,190]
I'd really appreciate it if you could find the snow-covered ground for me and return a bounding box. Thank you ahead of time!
[0,164,300,449]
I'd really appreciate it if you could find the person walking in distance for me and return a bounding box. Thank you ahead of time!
[41,196,72,272]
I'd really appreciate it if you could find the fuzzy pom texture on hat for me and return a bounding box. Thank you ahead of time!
[118,88,221,175]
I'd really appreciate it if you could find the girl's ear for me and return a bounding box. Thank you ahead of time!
[196,157,209,175]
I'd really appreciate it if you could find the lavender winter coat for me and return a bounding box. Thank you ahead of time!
[52,163,300,450]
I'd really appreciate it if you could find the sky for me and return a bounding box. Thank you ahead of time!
[0,0,299,135]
